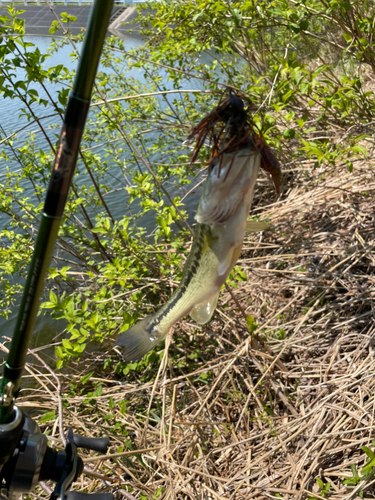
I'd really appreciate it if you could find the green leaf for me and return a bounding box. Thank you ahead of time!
[350,145,367,158]
[62,338,72,350]
[49,290,58,305]
[362,446,375,460]
[283,128,296,139]
[316,478,324,490]
[119,400,128,415]
[39,411,56,424]
[340,1,351,11]
[80,371,94,385]
[246,316,258,334]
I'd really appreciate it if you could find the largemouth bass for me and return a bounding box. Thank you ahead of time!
[116,148,267,362]
[116,94,280,362]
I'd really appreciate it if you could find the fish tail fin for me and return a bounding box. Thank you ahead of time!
[115,315,164,362]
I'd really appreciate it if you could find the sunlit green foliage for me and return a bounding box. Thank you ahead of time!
[0,0,374,372]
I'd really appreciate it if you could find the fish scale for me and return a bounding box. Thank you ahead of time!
[147,224,209,331]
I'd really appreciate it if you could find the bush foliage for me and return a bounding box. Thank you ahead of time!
[0,0,374,371]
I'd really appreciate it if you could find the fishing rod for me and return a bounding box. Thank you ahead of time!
[0,1,115,497]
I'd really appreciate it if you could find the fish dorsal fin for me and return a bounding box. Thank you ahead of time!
[246,220,270,233]
[190,292,219,325]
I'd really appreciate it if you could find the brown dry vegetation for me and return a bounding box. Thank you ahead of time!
[5,153,375,499]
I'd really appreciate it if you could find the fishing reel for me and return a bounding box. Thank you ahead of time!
[0,404,113,500]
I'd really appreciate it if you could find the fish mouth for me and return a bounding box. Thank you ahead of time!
[195,150,259,225]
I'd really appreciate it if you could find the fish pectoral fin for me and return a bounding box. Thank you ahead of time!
[246,220,271,233]
[189,292,219,325]
[217,246,235,276]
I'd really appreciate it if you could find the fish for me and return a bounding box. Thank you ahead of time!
[116,152,267,362]
[116,94,279,362]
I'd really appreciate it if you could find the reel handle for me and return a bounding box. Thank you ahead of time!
[73,436,109,454]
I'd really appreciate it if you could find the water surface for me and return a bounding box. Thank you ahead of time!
[0,33,204,351]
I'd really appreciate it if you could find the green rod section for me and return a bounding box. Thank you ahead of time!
[73,0,114,100]
[0,0,114,423]
[4,215,60,370]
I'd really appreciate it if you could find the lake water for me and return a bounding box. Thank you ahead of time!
[0,34,143,217]
[0,32,204,220]
[0,32,205,354]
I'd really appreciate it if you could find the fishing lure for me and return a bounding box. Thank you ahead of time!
[189,93,281,194]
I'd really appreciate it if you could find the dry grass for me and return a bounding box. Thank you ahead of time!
[9,158,375,499]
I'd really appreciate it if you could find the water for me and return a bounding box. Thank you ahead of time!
[0,33,146,177]
[0,32,205,352]
[0,33,203,220]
